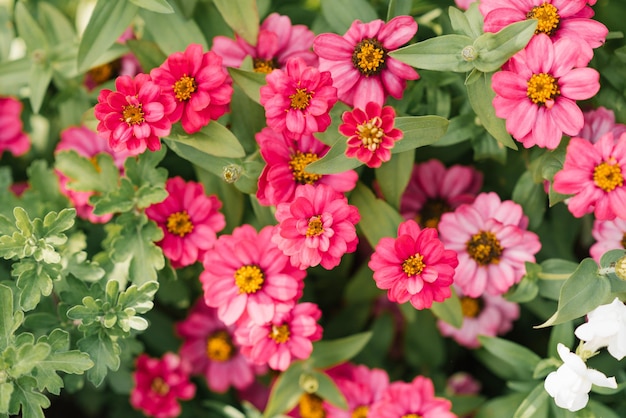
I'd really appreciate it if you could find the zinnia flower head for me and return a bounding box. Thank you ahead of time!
[438,192,541,298]
[150,44,233,134]
[340,102,403,168]
[146,176,225,268]
[0,96,29,157]
[492,34,600,149]
[212,13,317,73]
[446,372,482,396]
[95,73,176,154]
[589,217,626,262]
[273,183,360,270]
[368,219,459,310]
[575,297,626,361]
[552,132,626,220]
[313,16,419,109]
[130,352,196,418]
[579,107,626,144]
[255,128,358,206]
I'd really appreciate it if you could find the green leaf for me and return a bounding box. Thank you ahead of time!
[166,122,246,159]
[478,336,541,381]
[387,0,411,20]
[320,0,378,34]
[513,383,549,418]
[14,2,48,52]
[42,208,75,238]
[390,35,475,72]
[10,342,51,378]
[473,20,537,73]
[164,139,232,178]
[128,0,174,13]
[311,370,347,409]
[12,259,57,312]
[28,63,52,114]
[349,182,403,248]
[118,281,159,314]
[0,382,13,414]
[547,322,574,359]
[37,3,75,45]
[212,0,259,45]
[432,113,482,147]
[430,288,463,328]
[375,151,414,210]
[354,314,394,368]
[91,179,136,215]
[310,332,372,369]
[78,333,121,387]
[476,393,528,418]
[9,377,50,418]
[263,361,305,418]
[140,7,208,55]
[0,58,30,96]
[125,39,167,72]
[512,171,546,230]
[404,310,445,368]
[228,67,266,104]
[449,6,480,39]
[305,135,362,175]
[54,150,120,193]
[0,284,15,349]
[392,116,450,153]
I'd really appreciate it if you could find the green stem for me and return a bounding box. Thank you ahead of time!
[537,272,571,280]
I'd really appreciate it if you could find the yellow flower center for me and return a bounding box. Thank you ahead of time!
[357,117,384,151]
[352,38,387,76]
[402,254,425,276]
[234,265,265,294]
[306,216,324,237]
[466,231,503,266]
[460,296,483,318]
[253,58,278,74]
[88,59,121,84]
[402,415,423,418]
[527,73,560,105]
[173,74,196,101]
[206,330,235,362]
[594,161,623,192]
[352,406,369,418]
[299,393,326,418]
[269,324,290,344]
[122,104,144,125]
[166,211,194,237]
[151,377,170,396]
[416,199,452,229]
[526,3,560,36]
[289,151,322,184]
[289,88,313,110]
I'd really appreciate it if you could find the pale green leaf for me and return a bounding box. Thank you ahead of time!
[37,2,76,45]
[166,122,246,159]
[387,0,412,20]
[263,362,305,418]
[473,20,537,73]
[42,208,75,238]
[228,67,266,104]
[13,259,56,312]
[349,182,403,248]
[312,370,347,409]
[54,150,119,193]
[310,332,373,369]
[14,2,48,52]
[0,58,30,96]
[118,281,159,314]
[28,63,52,114]
[10,377,50,418]
[78,333,121,387]
[0,284,14,349]
[478,336,541,381]
[392,116,450,152]
[320,0,378,34]
[449,6,480,38]
[305,135,362,175]
[475,393,527,418]
[125,39,167,72]
[212,0,259,45]
[375,151,414,210]
[390,35,475,72]
[513,383,549,418]
[10,343,51,378]
[140,7,207,55]
[163,138,232,178]
[128,0,174,13]
[0,382,13,414]
[430,288,463,328]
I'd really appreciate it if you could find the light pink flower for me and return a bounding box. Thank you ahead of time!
[260,57,337,140]
[150,44,233,134]
[0,96,29,157]
[146,176,226,268]
[175,298,262,393]
[454,0,477,10]
[369,375,456,418]
[200,224,306,326]
[95,73,176,154]
[438,192,541,298]
[446,372,482,396]
[590,217,626,262]
[553,133,626,220]
[492,34,600,149]
[313,16,419,109]
[212,13,317,73]
[235,302,322,371]
[54,126,133,223]
[368,219,459,310]
[340,102,402,168]
[437,287,520,349]
[579,107,626,144]
[130,353,195,418]
[400,159,483,228]
[255,127,358,206]
[273,184,360,270]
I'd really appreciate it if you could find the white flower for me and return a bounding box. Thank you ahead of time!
[575,297,626,360]
[544,343,617,412]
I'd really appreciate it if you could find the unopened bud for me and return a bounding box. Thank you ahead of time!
[299,373,319,394]
[461,46,478,62]
[615,255,626,280]
[222,164,242,184]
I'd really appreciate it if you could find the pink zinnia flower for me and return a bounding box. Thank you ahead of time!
[492,34,600,149]
[325,363,389,418]
[553,133,626,220]
[54,126,133,223]
[175,299,262,393]
[272,184,360,270]
[369,375,455,418]
[339,102,402,168]
[146,176,226,268]
[579,107,626,144]
[400,159,483,228]
[200,224,306,326]
[256,127,358,206]
[150,44,233,134]
[212,13,317,73]
[0,96,29,157]
[130,353,195,418]
[589,218,626,262]
[313,16,419,109]
[446,372,482,396]
[368,219,459,310]
[235,302,322,371]
[454,0,477,10]
[95,73,176,154]
[260,57,337,140]
[437,287,520,349]
[438,192,542,297]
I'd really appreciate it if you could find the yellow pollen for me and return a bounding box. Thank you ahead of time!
[527,3,560,36]
[289,88,313,110]
[289,151,322,184]
[269,324,290,344]
[466,231,503,266]
[357,117,385,152]
[306,216,324,237]
[173,75,196,101]
[151,377,170,396]
[121,104,144,125]
[88,59,121,84]
[166,211,194,237]
[352,406,369,418]
[527,73,560,105]
[352,38,387,76]
[234,265,264,294]
[460,297,482,318]
[206,330,235,362]
[594,161,623,192]
[402,415,423,418]
[253,58,278,74]
[299,393,326,418]
[402,254,425,276]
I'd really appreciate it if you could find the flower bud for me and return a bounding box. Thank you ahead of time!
[461,45,478,62]
[222,164,242,184]
[299,373,319,393]
[615,255,626,280]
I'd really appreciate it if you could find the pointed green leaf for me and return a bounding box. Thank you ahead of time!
[166,122,246,159]
[430,288,463,328]
[0,382,13,414]
[13,260,56,312]
[212,0,259,45]
[320,0,378,34]
[118,281,159,314]
[163,138,232,178]
[349,182,403,248]
[10,377,50,418]
[228,67,266,104]
[125,39,168,72]
[449,6,480,38]
[10,343,51,378]
[387,0,412,20]
[392,116,450,153]
[14,207,33,237]
[54,150,120,193]
[140,7,207,55]
[14,2,48,52]
[473,20,537,73]
[390,35,475,73]
[375,150,414,210]
[513,383,549,418]
[263,361,305,418]
[128,0,174,13]
[305,135,363,175]
[475,393,527,418]
[512,171,546,230]
[478,336,541,381]
[42,208,75,238]
[311,370,347,409]
[310,332,373,369]
[78,333,121,387]
[0,284,14,349]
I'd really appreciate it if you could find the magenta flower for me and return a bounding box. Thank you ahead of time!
[0,96,29,157]
[212,13,317,73]
[235,302,322,371]
[260,57,337,140]
[313,16,419,109]
[200,224,306,325]
[590,218,626,262]
[175,298,262,393]
[150,44,233,134]
[340,102,403,168]
[492,34,600,149]
[553,133,626,220]
[273,184,360,270]
[130,353,195,418]
[324,363,389,418]
[146,176,226,268]
[95,73,176,154]
[579,107,626,144]
[446,372,482,396]
[368,219,459,310]
[454,0,477,10]
[256,127,358,206]
[400,159,483,228]
[438,192,541,298]
[369,375,455,418]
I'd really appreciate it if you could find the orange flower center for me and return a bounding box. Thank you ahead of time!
[460,296,483,318]
[234,265,264,294]
[526,3,560,36]
[357,117,384,151]
[173,74,196,101]
[306,216,324,237]
[206,330,235,362]
[253,58,278,74]
[352,406,369,418]
[289,88,313,110]
[88,59,121,84]
[299,393,326,418]
[352,38,387,76]
[289,151,322,184]
[402,254,425,276]
[527,73,560,105]
[402,415,423,418]
[269,324,290,344]
[594,161,623,192]
[122,104,144,125]
[166,211,194,237]
[151,377,170,396]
